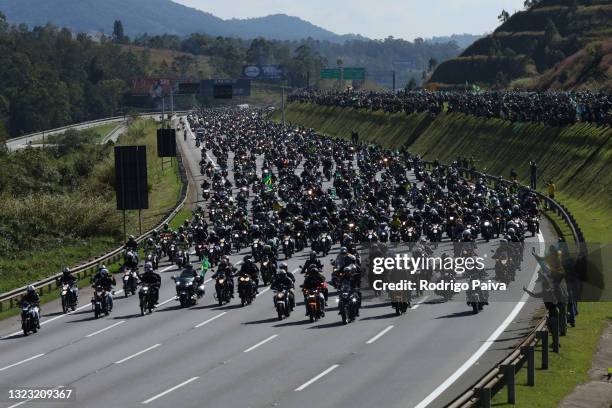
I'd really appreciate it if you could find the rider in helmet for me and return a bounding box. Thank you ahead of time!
[138,262,162,305]
[125,235,138,252]
[301,251,322,274]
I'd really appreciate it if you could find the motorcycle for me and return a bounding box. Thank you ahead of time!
[481,220,494,242]
[304,287,325,322]
[139,284,156,315]
[174,273,204,308]
[494,254,515,284]
[21,302,39,336]
[260,258,275,286]
[91,284,110,318]
[215,276,232,306]
[238,275,256,306]
[122,269,138,297]
[145,250,159,270]
[251,240,263,262]
[282,237,294,259]
[527,216,540,237]
[273,289,293,320]
[390,291,410,315]
[175,249,188,269]
[428,224,442,245]
[60,283,78,313]
[466,285,487,314]
[295,231,306,252]
[338,284,360,324]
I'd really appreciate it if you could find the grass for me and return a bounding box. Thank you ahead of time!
[0,119,184,294]
[277,102,612,407]
[31,122,119,145]
[491,303,611,408]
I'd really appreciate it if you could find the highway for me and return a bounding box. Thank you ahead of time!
[0,115,554,408]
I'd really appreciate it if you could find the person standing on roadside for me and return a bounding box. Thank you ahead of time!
[529,160,538,190]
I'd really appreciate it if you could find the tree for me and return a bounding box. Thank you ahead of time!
[112,20,127,44]
[428,58,438,72]
[498,9,510,23]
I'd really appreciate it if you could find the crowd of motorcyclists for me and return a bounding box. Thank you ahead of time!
[21,105,581,335]
[288,89,612,126]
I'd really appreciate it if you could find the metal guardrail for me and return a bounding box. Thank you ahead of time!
[6,111,189,150]
[420,162,586,408]
[0,115,191,312]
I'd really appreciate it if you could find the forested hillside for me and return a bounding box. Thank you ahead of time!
[429,0,612,90]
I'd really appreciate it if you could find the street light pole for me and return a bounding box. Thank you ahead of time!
[281,85,286,127]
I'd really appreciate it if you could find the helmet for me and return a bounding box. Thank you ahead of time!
[99,265,107,271]
[129,235,135,241]
[144,262,153,272]
[100,268,109,277]
[26,285,35,293]
[185,263,193,269]
[279,262,288,271]
[276,269,287,277]
[63,267,71,275]
[340,247,348,254]
[147,238,154,245]
[462,230,472,238]
[508,228,516,235]
[243,256,252,263]
[309,251,317,260]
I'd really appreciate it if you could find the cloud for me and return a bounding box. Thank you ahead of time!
[174,0,526,40]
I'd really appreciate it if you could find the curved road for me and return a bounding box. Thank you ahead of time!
[0,115,554,408]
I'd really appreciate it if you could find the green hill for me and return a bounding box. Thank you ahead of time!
[429,0,612,90]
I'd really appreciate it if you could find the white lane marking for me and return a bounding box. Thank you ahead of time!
[366,325,394,345]
[0,353,45,372]
[160,265,174,272]
[243,334,278,353]
[157,297,175,307]
[295,364,340,391]
[291,268,299,275]
[141,376,200,404]
[115,344,161,364]
[194,312,226,328]
[85,321,125,338]
[413,231,544,408]
[256,287,271,297]
[206,153,219,169]
[411,295,430,310]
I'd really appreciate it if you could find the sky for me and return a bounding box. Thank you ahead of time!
[174,0,526,40]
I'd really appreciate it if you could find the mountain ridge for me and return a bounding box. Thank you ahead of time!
[0,0,365,43]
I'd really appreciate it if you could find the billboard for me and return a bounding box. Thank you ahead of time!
[200,79,251,97]
[242,65,285,80]
[131,78,175,98]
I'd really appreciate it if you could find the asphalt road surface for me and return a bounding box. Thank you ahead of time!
[0,116,554,408]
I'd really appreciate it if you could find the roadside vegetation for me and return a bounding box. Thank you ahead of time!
[0,118,183,293]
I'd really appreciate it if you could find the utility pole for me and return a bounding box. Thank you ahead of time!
[392,70,396,92]
[170,85,174,118]
[162,97,165,128]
